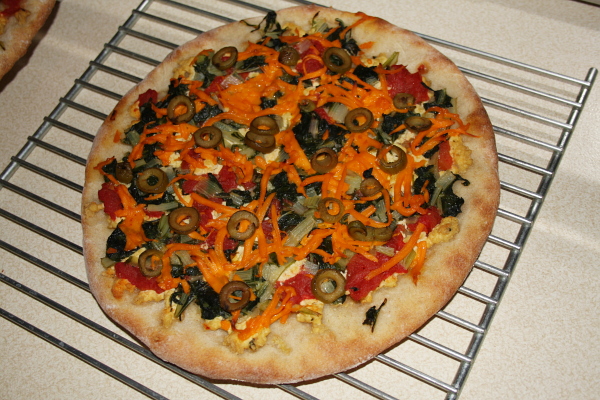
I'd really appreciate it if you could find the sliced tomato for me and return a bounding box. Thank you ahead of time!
[98,182,123,220]
[114,262,164,293]
[437,140,453,171]
[387,65,430,103]
[216,165,238,192]
[277,272,315,304]
[138,89,158,105]
[408,206,442,233]
[345,252,407,302]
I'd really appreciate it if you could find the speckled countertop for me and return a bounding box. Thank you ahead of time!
[0,0,598,399]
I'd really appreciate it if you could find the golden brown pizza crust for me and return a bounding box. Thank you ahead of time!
[0,0,56,80]
[82,5,499,384]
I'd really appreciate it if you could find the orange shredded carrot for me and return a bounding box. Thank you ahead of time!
[409,241,428,283]
[365,223,426,280]
[237,285,297,341]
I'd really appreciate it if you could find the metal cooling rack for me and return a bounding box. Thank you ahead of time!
[0,0,596,399]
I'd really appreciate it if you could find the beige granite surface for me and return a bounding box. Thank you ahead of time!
[0,0,598,399]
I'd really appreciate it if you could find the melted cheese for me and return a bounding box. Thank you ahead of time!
[449,135,473,175]
[427,216,459,247]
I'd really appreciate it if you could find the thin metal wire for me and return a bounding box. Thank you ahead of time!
[0,0,596,399]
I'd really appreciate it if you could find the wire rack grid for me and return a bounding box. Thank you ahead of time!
[0,0,596,399]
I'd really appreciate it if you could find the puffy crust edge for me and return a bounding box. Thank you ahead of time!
[0,0,56,80]
[82,4,499,384]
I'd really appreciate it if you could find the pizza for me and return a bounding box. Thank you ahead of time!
[82,5,499,384]
[0,0,56,80]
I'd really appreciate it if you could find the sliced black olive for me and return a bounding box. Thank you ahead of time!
[249,116,279,136]
[219,281,251,312]
[360,177,383,197]
[138,249,163,277]
[323,47,352,74]
[137,168,168,194]
[167,95,196,124]
[278,46,300,66]
[393,93,416,109]
[168,207,200,234]
[377,145,407,175]
[405,116,432,132]
[348,220,373,241]
[212,46,238,71]
[311,269,346,303]
[299,99,316,113]
[194,126,222,149]
[227,210,259,240]
[115,161,133,184]
[317,197,345,224]
[344,107,373,132]
[244,130,276,153]
[311,148,338,174]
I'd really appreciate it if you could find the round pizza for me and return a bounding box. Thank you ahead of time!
[82,5,499,384]
[0,0,56,80]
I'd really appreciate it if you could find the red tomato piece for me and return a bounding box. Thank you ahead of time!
[205,229,238,250]
[278,272,315,304]
[192,202,214,229]
[387,65,430,103]
[216,165,238,193]
[345,253,407,302]
[114,262,164,293]
[98,183,123,220]
[144,210,164,219]
[315,107,334,124]
[138,89,158,105]
[384,231,406,251]
[204,76,225,94]
[437,140,453,171]
[241,180,257,191]
[408,206,442,233]
[297,58,324,75]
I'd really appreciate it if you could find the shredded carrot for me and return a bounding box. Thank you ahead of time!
[237,285,297,341]
[409,241,428,283]
[365,223,426,280]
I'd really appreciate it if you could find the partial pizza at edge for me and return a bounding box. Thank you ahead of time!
[0,0,56,80]
[82,5,499,384]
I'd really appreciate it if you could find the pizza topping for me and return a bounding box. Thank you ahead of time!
[94,10,478,351]
[167,95,196,124]
[136,167,168,194]
[168,206,200,234]
[405,116,433,133]
[219,281,252,312]
[212,46,239,70]
[278,46,300,66]
[193,126,222,149]
[377,145,407,175]
[137,249,163,277]
[227,210,259,240]
[115,161,134,184]
[344,107,374,132]
[363,298,387,332]
[322,47,352,74]
[360,177,383,197]
[317,197,345,223]
[393,93,416,110]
